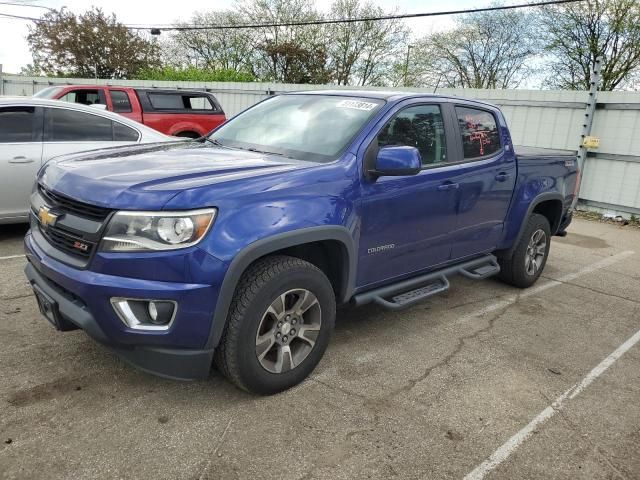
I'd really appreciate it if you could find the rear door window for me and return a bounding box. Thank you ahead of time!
[45,108,137,142]
[455,107,501,159]
[110,90,132,113]
[0,106,38,143]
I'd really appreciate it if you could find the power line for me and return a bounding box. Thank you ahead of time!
[0,0,585,30]
[0,1,54,10]
[0,11,41,21]
[141,0,585,31]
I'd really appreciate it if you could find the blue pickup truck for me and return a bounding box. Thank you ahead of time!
[24,91,578,394]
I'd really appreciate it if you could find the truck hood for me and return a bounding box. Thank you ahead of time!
[39,142,311,210]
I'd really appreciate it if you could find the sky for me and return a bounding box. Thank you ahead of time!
[0,0,485,74]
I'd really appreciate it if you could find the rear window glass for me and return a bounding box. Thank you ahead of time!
[148,93,185,110]
[148,93,215,111]
[110,91,132,113]
[33,86,64,99]
[187,96,213,110]
[455,107,501,159]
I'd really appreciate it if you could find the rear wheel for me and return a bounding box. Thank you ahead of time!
[214,255,335,394]
[175,131,201,139]
[497,213,551,288]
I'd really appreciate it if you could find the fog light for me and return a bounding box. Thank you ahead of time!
[149,301,158,321]
[147,301,174,325]
[111,298,177,331]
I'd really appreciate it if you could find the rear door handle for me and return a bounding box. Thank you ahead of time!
[9,156,34,164]
[437,182,459,191]
[495,172,510,182]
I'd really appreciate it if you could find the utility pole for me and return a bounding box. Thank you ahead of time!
[573,56,602,210]
[403,44,413,87]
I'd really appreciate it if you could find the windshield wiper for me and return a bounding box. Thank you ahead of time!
[199,137,225,147]
[245,147,288,158]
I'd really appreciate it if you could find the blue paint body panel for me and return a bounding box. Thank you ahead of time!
[24,91,578,379]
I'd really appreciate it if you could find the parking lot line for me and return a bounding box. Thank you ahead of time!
[454,250,635,327]
[0,254,25,261]
[464,251,638,480]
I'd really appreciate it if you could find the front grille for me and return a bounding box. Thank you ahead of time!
[38,184,110,221]
[38,224,96,258]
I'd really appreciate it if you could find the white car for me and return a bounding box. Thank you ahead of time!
[0,97,173,224]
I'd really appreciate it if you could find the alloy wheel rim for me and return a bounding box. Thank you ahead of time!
[525,228,547,276]
[255,288,321,374]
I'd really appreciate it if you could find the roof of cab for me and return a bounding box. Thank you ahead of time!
[287,89,499,110]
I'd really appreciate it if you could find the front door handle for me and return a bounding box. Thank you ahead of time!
[9,156,35,164]
[495,172,510,182]
[437,182,459,191]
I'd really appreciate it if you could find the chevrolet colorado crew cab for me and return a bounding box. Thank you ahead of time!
[34,85,226,138]
[24,91,578,394]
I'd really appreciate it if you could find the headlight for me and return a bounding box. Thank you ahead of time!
[100,208,216,252]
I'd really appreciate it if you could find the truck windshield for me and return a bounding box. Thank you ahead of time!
[33,86,64,99]
[209,94,384,163]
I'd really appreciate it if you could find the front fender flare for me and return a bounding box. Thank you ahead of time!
[205,226,356,349]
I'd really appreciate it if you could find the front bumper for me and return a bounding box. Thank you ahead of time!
[24,231,225,380]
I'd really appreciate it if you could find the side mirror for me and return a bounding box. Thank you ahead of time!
[371,146,421,178]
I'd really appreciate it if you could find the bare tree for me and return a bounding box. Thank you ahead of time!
[238,0,326,82]
[412,5,539,89]
[328,0,408,86]
[540,0,640,90]
[170,11,257,73]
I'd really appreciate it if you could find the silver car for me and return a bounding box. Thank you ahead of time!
[0,97,172,224]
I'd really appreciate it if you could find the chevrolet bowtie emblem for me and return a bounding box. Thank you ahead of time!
[38,206,59,228]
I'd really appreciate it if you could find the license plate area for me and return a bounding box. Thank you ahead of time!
[32,284,63,330]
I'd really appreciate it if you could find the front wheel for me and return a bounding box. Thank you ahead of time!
[497,213,551,288]
[214,255,335,394]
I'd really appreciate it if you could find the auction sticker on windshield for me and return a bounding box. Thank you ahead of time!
[337,100,379,111]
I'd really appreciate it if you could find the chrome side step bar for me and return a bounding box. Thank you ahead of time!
[352,254,500,310]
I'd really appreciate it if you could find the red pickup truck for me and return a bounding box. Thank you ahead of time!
[34,85,226,138]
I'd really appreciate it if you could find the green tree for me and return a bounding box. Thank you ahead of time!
[134,66,256,82]
[169,10,257,74]
[539,0,640,90]
[27,7,160,79]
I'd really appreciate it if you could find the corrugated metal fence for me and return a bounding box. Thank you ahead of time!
[2,74,639,217]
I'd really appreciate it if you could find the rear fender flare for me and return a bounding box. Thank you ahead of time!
[506,192,564,256]
[206,226,356,349]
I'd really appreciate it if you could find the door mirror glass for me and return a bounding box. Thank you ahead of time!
[373,146,421,177]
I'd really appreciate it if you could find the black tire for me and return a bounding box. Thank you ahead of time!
[214,255,336,394]
[497,213,551,288]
